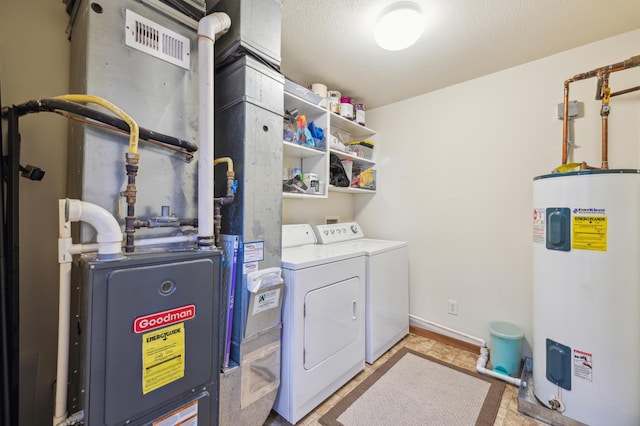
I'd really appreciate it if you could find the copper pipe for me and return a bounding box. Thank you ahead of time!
[561,55,640,169]
[579,161,601,170]
[611,86,640,97]
[601,116,609,169]
[600,77,611,170]
[565,55,640,84]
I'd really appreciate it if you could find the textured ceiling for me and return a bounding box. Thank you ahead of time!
[280,0,640,109]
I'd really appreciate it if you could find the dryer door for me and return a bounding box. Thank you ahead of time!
[303,277,360,369]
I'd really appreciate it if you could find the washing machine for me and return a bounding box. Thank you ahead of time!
[273,224,366,424]
[314,222,409,364]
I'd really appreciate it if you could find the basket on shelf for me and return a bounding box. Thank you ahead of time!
[349,140,374,160]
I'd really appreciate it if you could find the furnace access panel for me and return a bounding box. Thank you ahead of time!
[69,250,221,425]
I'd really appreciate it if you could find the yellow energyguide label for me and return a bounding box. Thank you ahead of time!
[572,216,607,251]
[142,322,185,394]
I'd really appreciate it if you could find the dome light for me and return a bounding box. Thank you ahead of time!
[374,2,425,51]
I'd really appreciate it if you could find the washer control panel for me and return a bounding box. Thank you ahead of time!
[314,222,365,244]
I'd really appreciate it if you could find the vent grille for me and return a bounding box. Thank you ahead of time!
[125,9,190,70]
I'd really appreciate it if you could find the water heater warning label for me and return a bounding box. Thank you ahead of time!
[574,349,593,381]
[142,323,185,394]
[533,208,545,244]
[572,216,607,251]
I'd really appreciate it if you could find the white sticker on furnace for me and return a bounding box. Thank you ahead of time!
[573,349,592,381]
[152,400,198,426]
[252,288,281,315]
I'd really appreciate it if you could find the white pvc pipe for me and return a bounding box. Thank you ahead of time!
[69,236,198,250]
[66,199,123,259]
[68,243,99,255]
[409,314,522,387]
[476,346,522,386]
[410,314,486,347]
[134,234,198,247]
[53,260,71,426]
[197,13,231,245]
[54,200,123,425]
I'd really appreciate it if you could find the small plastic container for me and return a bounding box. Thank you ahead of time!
[489,321,524,377]
[349,141,374,160]
[340,97,354,120]
[328,90,341,114]
[340,158,354,183]
[355,103,366,126]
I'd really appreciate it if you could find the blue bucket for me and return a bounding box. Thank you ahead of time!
[489,321,524,376]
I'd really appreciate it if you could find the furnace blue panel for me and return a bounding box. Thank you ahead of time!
[546,208,571,251]
[546,338,571,390]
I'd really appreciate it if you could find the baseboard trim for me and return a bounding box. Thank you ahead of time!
[409,325,481,354]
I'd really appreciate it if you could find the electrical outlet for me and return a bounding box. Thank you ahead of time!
[448,299,458,316]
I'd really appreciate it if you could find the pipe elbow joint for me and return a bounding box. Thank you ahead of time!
[66,199,123,259]
[198,12,231,41]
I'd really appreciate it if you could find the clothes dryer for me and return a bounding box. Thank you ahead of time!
[274,224,365,424]
[314,222,409,364]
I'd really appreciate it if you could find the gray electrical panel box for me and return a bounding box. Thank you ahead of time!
[69,250,221,425]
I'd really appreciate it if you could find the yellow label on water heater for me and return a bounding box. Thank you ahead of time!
[142,322,185,394]
[572,216,607,251]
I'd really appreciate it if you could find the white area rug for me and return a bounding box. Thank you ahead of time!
[319,347,505,426]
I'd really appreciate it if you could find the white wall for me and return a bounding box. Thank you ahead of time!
[355,30,640,355]
[1,1,70,425]
[283,191,355,225]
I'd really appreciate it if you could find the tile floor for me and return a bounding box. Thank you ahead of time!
[263,332,549,426]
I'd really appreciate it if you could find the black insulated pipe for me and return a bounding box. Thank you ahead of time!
[10,98,198,153]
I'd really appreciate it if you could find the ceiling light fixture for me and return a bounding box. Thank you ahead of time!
[374,2,425,51]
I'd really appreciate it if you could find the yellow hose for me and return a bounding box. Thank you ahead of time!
[55,94,139,154]
[214,157,234,172]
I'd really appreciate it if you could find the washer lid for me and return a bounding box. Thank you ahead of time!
[281,244,364,269]
[337,238,407,255]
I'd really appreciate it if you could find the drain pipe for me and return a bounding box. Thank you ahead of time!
[409,314,521,387]
[55,199,123,426]
[197,12,231,248]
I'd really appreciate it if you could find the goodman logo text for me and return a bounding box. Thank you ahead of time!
[134,305,196,333]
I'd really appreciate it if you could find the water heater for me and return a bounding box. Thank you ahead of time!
[532,170,640,425]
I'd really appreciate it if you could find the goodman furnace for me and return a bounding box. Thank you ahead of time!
[68,250,221,425]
